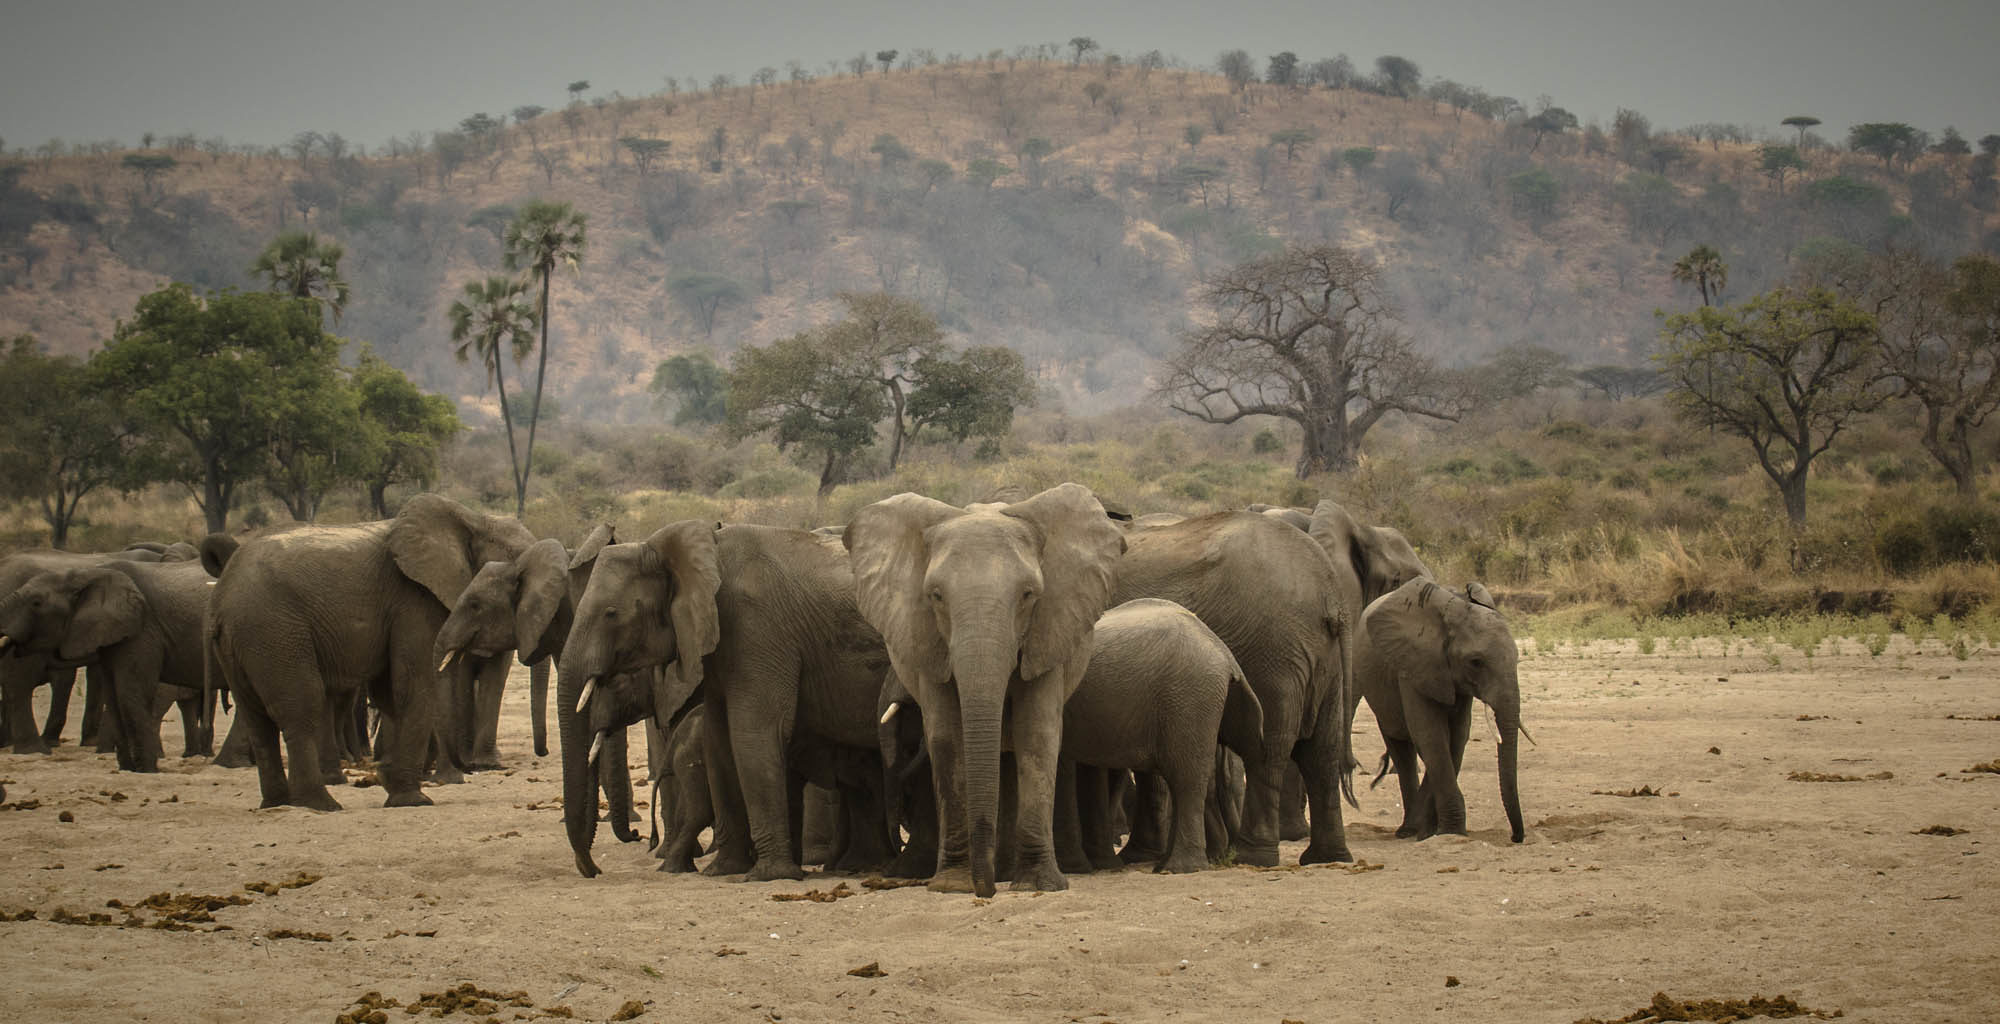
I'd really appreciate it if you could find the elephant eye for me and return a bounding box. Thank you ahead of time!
[927,587,943,604]
[1020,587,1038,604]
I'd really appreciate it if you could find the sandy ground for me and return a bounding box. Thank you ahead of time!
[2,636,1997,1024]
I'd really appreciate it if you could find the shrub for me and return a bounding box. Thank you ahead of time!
[1875,518,1929,575]
[1251,428,1283,454]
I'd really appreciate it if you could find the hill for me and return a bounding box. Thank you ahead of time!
[1,55,1994,423]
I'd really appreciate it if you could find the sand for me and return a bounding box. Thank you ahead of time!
[2,636,1996,1023]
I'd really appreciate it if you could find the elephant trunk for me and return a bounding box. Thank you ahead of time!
[530,659,550,758]
[952,635,1013,900]
[556,655,603,878]
[1493,687,1525,844]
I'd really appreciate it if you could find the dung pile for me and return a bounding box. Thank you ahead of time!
[1573,991,1841,1023]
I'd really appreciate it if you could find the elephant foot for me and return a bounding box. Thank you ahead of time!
[702,851,755,877]
[1299,842,1354,865]
[1117,843,1160,865]
[1233,842,1280,867]
[657,856,697,873]
[125,761,161,775]
[47,731,69,749]
[1057,849,1094,875]
[467,749,502,771]
[745,858,805,883]
[1157,852,1208,874]
[1279,818,1309,843]
[382,789,434,808]
[257,792,292,809]
[214,751,254,769]
[1008,859,1069,892]
[1087,854,1125,873]
[926,865,977,893]
[10,738,53,756]
[429,766,466,786]
[1393,822,1423,839]
[294,791,343,812]
[884,846,936,880]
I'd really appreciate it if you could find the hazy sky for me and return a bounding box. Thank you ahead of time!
[3,0,1996,151]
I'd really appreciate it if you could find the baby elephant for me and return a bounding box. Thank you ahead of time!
[1065,598,1264,874]
[649,705,714,873]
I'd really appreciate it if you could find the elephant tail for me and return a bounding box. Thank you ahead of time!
[1325,601,1358,810]
[1370,751,1393,790]
[1218,656,1264,766]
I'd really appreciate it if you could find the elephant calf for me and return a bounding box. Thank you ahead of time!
[1063,599,1264,873]
[650,705,714,873]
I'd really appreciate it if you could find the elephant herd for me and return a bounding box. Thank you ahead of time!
[0,486,1529,899]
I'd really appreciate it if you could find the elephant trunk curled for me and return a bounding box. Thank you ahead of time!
[952,634,1012,900]
[556,655,602,878]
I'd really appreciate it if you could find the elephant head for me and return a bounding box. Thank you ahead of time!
[432,537,572,759]
[1365,579,1525,843]
[845,482,1125,896]
[0,567,143,665]
[557,520,722,878]
[1309,499,1433,608]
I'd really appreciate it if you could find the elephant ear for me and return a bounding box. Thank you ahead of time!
[513,539,572,664]
[61,568,145,661]
[388,494,484,607]
[1465,582,1497,610]
[1310,498,1375,592]
[1004,483,1126,681]
[1365,580,1456,706]
[845,493,963,690]
[642,520,723,707]
[569,522,616,571]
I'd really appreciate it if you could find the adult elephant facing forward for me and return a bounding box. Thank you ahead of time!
[206,494,533,810]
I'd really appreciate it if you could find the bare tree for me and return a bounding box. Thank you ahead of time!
[1157,245,1469,477]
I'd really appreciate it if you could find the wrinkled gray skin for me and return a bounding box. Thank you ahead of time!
[1060,599,1264,874]
[0,561,215,772]
[1356,580,1526,842]
[0,543,197,754]
[430,527,637,839]
[847,484,1126,897]
[649,704,714,872]
[560,522,888,881]
[1255,500,1433,841]
[205,494,534,810]
[1113,510,1356,867]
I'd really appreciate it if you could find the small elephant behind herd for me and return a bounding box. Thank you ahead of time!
[0,487,1527,899]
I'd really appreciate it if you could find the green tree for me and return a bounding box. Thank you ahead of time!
[1848,122,1920,169]
[650,352,730,426]
[1655,288,1884,528]
[1157,244,1469,477]
[1341,146,1377,173]
[966,157,1013,188]
[875,49,899,74]
[822,292,945,471]
[1069,37,1099,66]
[448,276,538,515]
[1874,250,2000,497]
[91,286,343,533]
[1217,49,1255,91]
[869,133,911,171]
[262,368,365,522]
[726,333,888,495]
[1083,80,1108,107]
[907,345,1037,444]
[1266,52,1299,87]
[619,136,671,175]
[1508,168,1561,223]
[668,271,748,337]
[249,230,350,322]
[1373,55,1421,99]
[1671,244,1729,306]
[0,337,139,547]
[1931,126,1971,158]
[121,152,176,196]
[1781,115,1821,147]
[352,349,460,518]
[502,199,587,515]
[1018,136,1055,188]
[1269,127,1314,162]
[1759,143,1807,193]
[1523,106,1577,153]
[566,80,590,102]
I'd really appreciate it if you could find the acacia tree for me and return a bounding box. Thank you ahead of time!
[1655,288,1884,528]
[354,350,461,518]
[906,345,1038,446]
[726,332,889,495]
[821,292,944,471]
[1671,244,1729,306]
[1874,250,2000,497]
[0,337,139,547]
[651,352,730,426]
[1157,245,1469,477]
[503,200,587,515]
[1848,122,1920,169]
[249,230,350,321]
[1780,115,1821,146]
[449,276,537,513]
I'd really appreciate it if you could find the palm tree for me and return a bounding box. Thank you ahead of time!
[501,200,587,512]
[1671,244,1728,307]
[250,230,351,321]
[448,276,538,513]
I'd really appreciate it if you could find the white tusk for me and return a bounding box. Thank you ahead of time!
[205,580,217,587]
[588,732,605,765]
[880,701,900,725]
[575,677,597,714]
[0,635,9,652]
[437,649,461,673]
[1517,721,1538,748]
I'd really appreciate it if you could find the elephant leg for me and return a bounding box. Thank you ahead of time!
[45,667,77,748]
[601,728,637,842]
[89,666,119,754]
[1383,734,1427,838]
[885,767,938,879]
[468,662,505,770]
[237,689,291,808]
[1235,744,1287,867]
[1120,771,1167,864]
[1076,764,1123,871]
[801,783,838,866]
[994,752,1019,882]
[214,712,255,767]
[335,690,366,763]
[1055,759,1094,874]
[923,685,975,892]
[661,756,717,873]
[1410,695,1468,837]
[317,705,347,786]
[109,655,165,773]
[530,659,551,758]
[1278,763,1309,841]
[699,700,756,876]
[380,623,441,808]
[788,772,812,867]
[176,695,205,759]
[1296,732,1354,864]
[3,659,52,754]
[1108,769,1133,843]
[727,696,805,882]
[1006,678,1068,892]
[1159,757,1212,874]
[833,776,894,873]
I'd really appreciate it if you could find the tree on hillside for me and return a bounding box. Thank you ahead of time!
[1759,144,1806,193]
[727,333,889,496]
[668,271,747,337]
[1373,55,1421,99]
[352,349,460,518]
[1523,106,1577,153]
[1575,365,1666,400]
[1848,122,1921,169]
[1655,288,1884,528]
[448,276,537,515]
[650,352,729,426]
[1069,37,1098,66]
[249,230,350,321]
[1781,115,1821,147]
[0,336,139,547]
[1672,245,1729,306]
[502,200,586,516]
[1265,52,1299,87]
[906,345,1038,447]
[1157,245,1470,477]
[1270,128,1314,161]
[619,136,671,176]
[121,153,176,196]
[869,133,911,171]
[1930,127,1971,159]
[876,49,899,74]
[1082,80,1107,107]
[512,105,546,126]
[566,80,590,103]
[1874,250,2000,497]
[91,286,343,533]
[1217,49,1255,91]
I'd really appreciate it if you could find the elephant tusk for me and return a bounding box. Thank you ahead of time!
[588,732,605,765]
[437,649,461,673]
[0,635,9,653]
[880,701,900,725]
[576,677,598,714]
[205,580,217,587]
[1517,720,1538,748]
